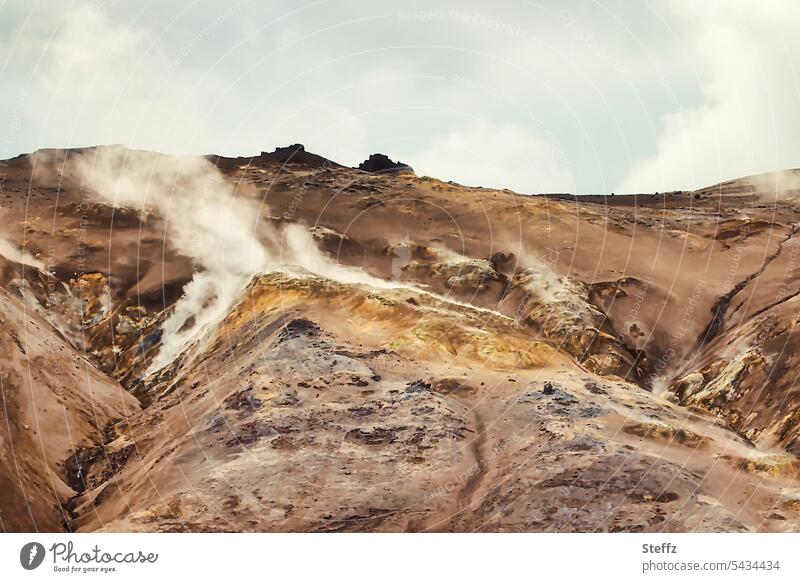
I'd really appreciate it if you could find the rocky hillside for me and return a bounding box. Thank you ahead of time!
[1,146,800,532]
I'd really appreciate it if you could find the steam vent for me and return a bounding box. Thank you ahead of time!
[3,141,800,536]
[4,8,800,575]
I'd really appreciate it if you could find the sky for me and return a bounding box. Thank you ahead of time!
[1,0,799,194]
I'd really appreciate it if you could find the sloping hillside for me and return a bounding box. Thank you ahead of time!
[1,146,799,531]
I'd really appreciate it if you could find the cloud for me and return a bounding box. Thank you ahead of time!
[4,1,800,194]
[617,0,800,193]
[37,3,143,92]
[412,120,573,193]
[12,1,229,156]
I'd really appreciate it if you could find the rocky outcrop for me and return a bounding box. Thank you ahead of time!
[514,268,647,383]
[258,144,339,168]
[4,144,800,533]
[385,240,506,294]
[683,351,764,410]
[357,153,413,174]
[668,350,773,444]
[0,256,138,531]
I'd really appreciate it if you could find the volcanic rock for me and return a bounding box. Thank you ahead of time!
[357,153,413,174]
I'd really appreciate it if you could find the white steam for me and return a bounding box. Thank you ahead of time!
[0,211,44,269]
[277,223,400,290]
[67,147,523,375]
[72,147,410,375]
[413,120,573,194]
[748,170,800,199]
[73,148,267,373]
[497,237,569,304]
[0,236,44,269]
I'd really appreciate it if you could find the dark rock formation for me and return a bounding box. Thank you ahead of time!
[358,153,413,174]
[259,144,339,168]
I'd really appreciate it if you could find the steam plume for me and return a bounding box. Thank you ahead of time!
[0,210,44,269]
[63,146,516,375]
[71,147,414,374]
[73,147,267,373]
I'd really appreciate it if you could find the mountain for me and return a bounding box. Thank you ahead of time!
[1,145,799,532]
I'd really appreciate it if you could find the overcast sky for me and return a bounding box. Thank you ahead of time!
[1,0,799,194]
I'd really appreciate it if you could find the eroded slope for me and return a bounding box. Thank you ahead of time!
[1,147,800,531]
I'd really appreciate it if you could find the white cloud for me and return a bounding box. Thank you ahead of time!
[617,0,800,193]
[249,101,369,167]
[38,3,143,92]
[3,1,799,193]
[16,1,227,155]
[412,120,573,193]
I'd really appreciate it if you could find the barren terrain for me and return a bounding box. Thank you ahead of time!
[2,144,800,532]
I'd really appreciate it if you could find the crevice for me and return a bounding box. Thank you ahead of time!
[694,224,798,351]
[59,421,120,533]
[748,288,800,321]
[458,409,487,510]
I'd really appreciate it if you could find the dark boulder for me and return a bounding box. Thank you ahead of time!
[358,153,413,174]
[259,144,339,168]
